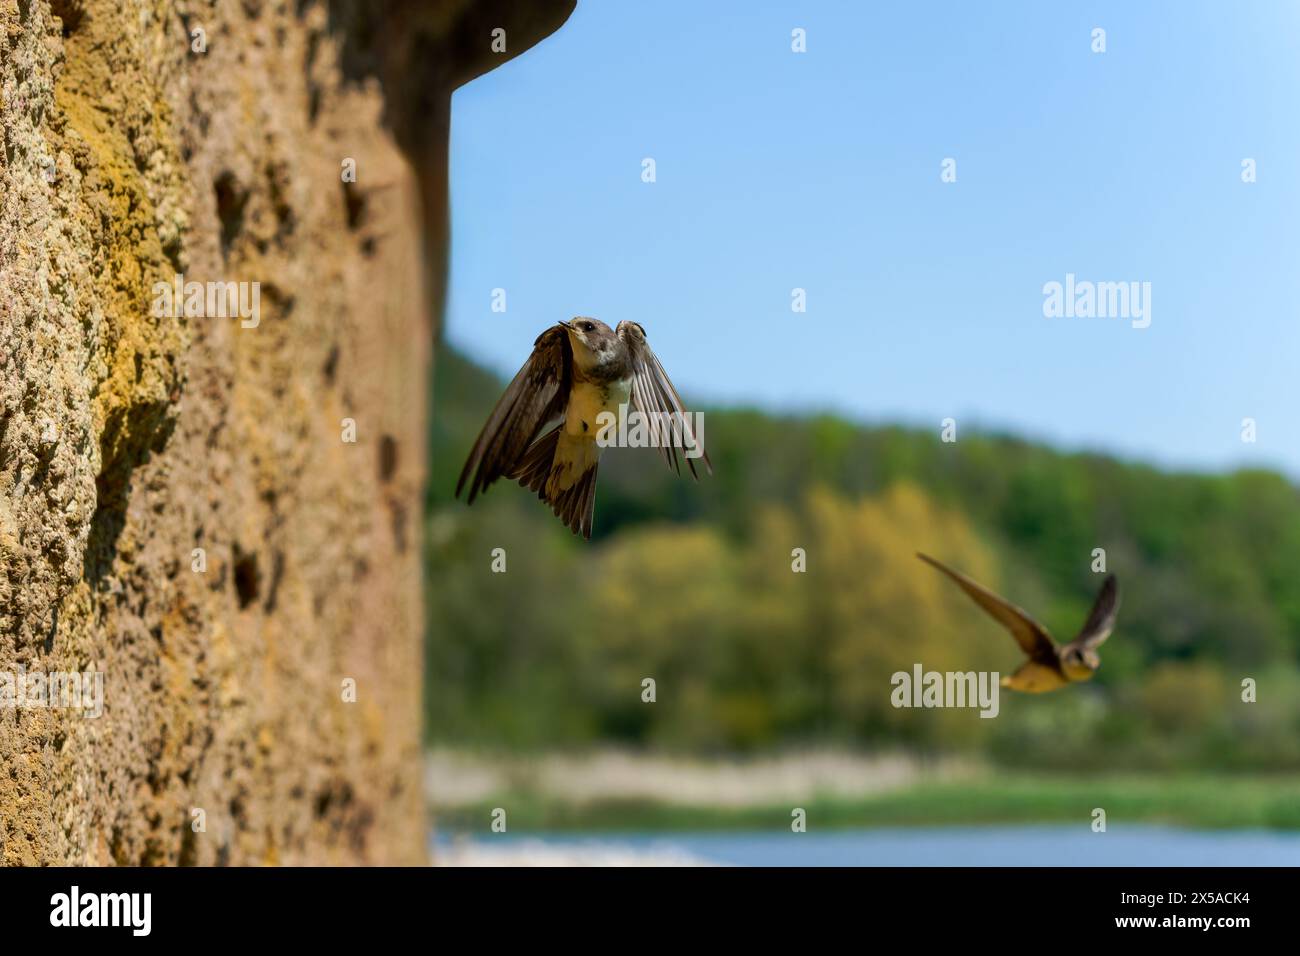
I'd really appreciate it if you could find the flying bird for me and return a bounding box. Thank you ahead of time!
[457,318,710,538]
[916,553,1120,693]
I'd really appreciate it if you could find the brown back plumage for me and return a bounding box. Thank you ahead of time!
[456,326,570,503]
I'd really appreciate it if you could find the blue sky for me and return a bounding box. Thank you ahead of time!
[446,0,1300,475]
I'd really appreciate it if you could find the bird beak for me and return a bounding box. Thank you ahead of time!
[558,320,574,331]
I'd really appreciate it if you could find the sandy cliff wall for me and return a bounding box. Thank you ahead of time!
[0,0,572,865]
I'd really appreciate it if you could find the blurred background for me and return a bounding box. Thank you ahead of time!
[426,0,1300,864]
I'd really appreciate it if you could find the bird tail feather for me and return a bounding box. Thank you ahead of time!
[548,462,598,539]
[510,425,560,494]
[509,427,598,539]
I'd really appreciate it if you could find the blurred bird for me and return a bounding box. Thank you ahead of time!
[916,553,1120,693]
[457,318,710,538]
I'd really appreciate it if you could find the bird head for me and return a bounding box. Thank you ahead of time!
[560,317,618,370]
[1062,646,1101,681]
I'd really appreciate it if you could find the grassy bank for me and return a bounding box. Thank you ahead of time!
[432,773,1300,834]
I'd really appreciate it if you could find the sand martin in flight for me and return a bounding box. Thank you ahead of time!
[917,553,1120,693]
[457,318,710,538]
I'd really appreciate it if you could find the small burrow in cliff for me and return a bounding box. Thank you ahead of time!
[232,546,260,609]
[378,434,397,483]
[213,171,249,259]
[49,0,84,36]
[341,181,365,230]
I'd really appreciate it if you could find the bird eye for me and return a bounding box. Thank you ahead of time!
[581,322,594,332]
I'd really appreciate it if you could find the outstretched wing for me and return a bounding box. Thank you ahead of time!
[456,326,570,503]
[616,321,712,479]
[916,553,1059,663]
[1066,574,1120,651]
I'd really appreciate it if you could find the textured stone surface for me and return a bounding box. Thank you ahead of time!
[0,0,573,865]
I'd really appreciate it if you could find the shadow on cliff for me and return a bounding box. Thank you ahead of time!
[321,0,577,334]
[84,402,176,589]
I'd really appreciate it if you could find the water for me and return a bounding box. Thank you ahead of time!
[433,826,1300,866]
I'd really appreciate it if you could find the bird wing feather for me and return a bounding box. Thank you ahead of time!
[1066,574,1120,651]
[616,320,712,479]
[916,553,1059,663]
[456,325,570,503]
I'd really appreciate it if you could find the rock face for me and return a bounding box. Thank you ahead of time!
[0,0,573,865]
